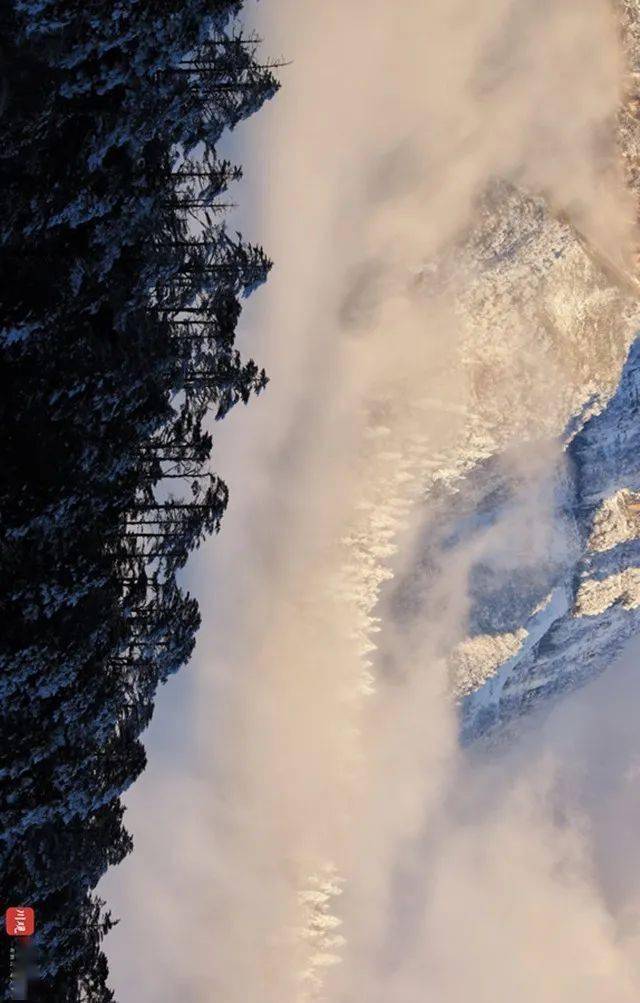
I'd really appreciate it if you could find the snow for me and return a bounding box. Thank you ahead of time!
[451,628,529,697]
[462,586,570,717]
[575,567,640,616]
[588,488,640,553]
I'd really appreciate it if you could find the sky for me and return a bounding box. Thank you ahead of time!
[102,1,640,1000]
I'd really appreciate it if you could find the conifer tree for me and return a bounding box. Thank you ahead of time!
[0,0,280,995]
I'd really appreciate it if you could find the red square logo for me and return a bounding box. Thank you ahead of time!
[5,907,34,937]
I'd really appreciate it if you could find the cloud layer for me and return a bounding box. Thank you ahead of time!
[101,2,640,1000]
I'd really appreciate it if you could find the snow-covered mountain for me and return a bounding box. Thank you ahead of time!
[459,333,640,740]
[405,173,640,743]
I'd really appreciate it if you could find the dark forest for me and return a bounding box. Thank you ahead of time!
[0,2,278,997]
